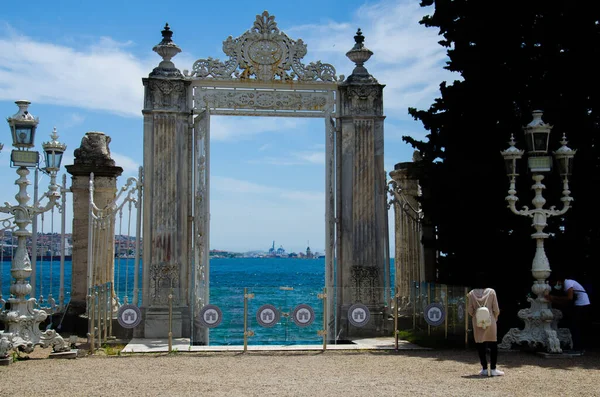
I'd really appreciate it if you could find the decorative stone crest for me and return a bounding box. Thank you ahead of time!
[149,261,180,305]
[188,11,338,82]
[341,85,383,116]
[351,266,379,304]
[145,79,187,111]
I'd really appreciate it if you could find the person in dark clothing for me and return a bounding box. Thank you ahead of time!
[546,274,592,353]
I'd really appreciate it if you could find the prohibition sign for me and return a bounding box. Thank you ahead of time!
[257,304,280,328]
[424,302,446,327]
[348,303,370,327]
[291,304,315,327]
[197,304,223,328]
[117,304,142,328]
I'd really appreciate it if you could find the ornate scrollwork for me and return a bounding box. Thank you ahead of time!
[194,88,331,112]
[149,261,180,305]
[188,11,338,83]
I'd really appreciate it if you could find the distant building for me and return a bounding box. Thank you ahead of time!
[306,244,313,259]
[268,241,286,257]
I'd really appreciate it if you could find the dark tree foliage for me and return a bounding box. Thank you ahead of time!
[405,0,599,329]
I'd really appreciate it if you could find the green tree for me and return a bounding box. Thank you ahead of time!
[404,0,599,327]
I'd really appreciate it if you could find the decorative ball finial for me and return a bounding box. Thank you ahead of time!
[353,28,365,48]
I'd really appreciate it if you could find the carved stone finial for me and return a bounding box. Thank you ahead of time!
[160,23,173,44]
[353,29,365,49]
[150,22,182,78]
[345,28,376,84]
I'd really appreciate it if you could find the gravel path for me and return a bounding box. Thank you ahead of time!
[1,348,598,396]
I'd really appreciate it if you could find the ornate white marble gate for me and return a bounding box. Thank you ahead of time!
[141,11,389,343]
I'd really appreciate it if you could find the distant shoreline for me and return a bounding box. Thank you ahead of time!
[1,255,72,262]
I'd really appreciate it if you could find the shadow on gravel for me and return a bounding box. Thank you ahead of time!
[365,348,600,370]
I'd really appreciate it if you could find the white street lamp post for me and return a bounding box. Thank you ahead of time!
[0,100,71,361]
[499,110,576,353]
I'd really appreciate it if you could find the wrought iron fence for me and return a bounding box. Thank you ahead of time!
[403,281,471,344]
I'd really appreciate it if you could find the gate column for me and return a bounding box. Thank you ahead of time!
[65,132,123,314]
[337,30,389,338]
[140,25,192,338]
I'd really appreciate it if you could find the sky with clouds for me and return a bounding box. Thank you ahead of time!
[0,0,456,254]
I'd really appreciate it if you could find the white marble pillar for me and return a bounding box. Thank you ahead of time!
[337,30,389,338]
[140,24,192,338]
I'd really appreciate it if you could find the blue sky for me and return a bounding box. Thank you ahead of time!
[0,0,455,254]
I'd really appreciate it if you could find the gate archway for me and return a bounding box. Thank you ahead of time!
[141,11,389,344]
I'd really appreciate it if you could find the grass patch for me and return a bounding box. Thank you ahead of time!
[100,343,126,356]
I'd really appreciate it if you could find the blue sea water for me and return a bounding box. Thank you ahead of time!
[1,257,395,345]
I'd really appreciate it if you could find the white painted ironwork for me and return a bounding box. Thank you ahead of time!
[388,179,425,312]
[193,85,336,118]
[187,12,340,343]
[0,166,68,354]
[0,216,17,311]
[87,168,143,306]
[186,11,340,83]
[192,110,210,344]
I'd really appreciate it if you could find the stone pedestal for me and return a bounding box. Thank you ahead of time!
[143,307,189,339]
[65,132,123,309]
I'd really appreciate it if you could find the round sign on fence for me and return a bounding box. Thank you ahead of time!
[291,304,315,327]
[117,304,142,328]
[348,303,370,327]
[424,302,446,327]
[196,304,223,328]
[257,304,280,328]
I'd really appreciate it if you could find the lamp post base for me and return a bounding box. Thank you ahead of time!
[499,307,572,353]
[0,299,71,354]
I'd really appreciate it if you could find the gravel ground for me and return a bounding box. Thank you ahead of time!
[1,348,599,396]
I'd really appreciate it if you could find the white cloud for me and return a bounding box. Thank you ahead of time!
[284,0,457,117]
[294,151,325,165]
[60,113,85,129]
[111,152,141,176]
[212,176,323,203]
[0,29,147,117]
[248,150,325,166]
[210,116,308,142]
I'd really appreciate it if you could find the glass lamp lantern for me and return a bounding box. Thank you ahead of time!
[7,100,39,149]
[42,127,67,173]
[501,135,524,177]
[553,133,576,177]
[524,110,553,173]
[524,110,552,155]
